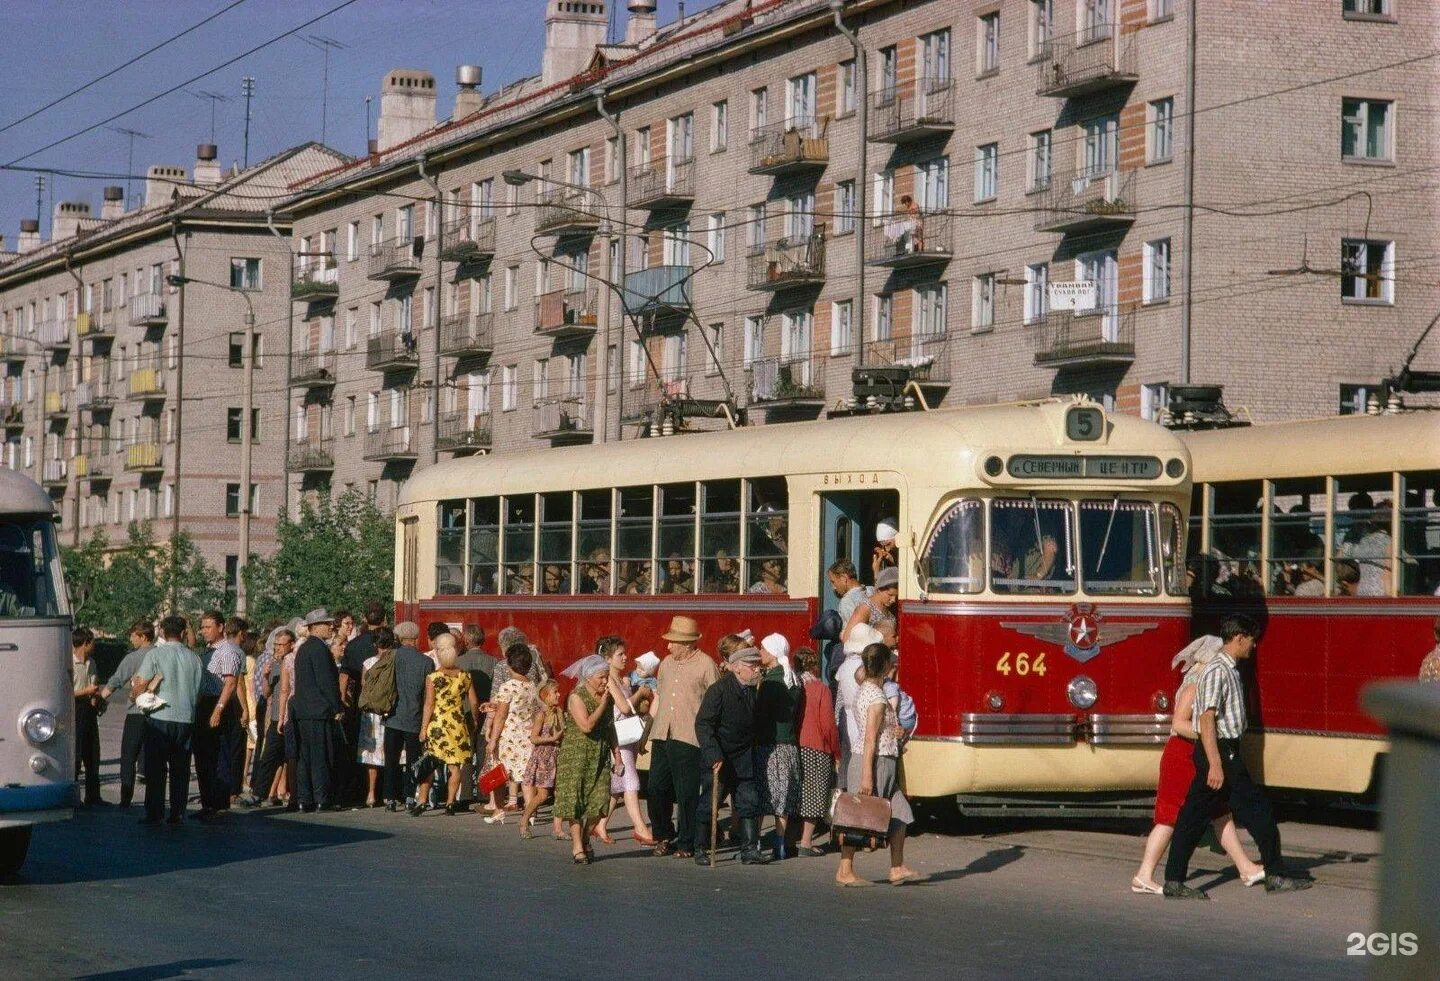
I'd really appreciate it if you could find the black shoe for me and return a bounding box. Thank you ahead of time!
[301,804,318,814]
[1263,875,1313,893]
[694,850,712,867]
[408,803,427,817]
[386,801,399,813]
[1162,881,1209,900]
[739,847,772,865]
[444,802,461,816]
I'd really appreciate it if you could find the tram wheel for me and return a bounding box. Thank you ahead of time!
[0,826,32,876]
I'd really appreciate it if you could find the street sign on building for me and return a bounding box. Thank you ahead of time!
[1049,281,1098,311]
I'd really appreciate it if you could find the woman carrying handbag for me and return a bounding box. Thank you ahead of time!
[593,636,657,846]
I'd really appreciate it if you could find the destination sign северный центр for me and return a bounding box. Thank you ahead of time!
[1006,455,1163,479]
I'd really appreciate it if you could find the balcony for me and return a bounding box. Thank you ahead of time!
[287,438,336,473]
[1,401,22,431]
[1036,23,1139,99]
[75,311,112,344]
[748,118,829,176]
[123,441,164,474]
[631,376,734,429]
[869,78,956,143]
[367,238,423,281]
[76,381,116,414]
[126,359,166,403]
[39,319,70,353]
[0,334,24,365]
[363,426,418,463]
[292,261,339,302]
[1034,168,1138,234]
[78,448,113,484]
[1033,310,1136,368]
[365,329,419,372]
[288,349,337,390]
[535,187,603,237]
[129,293,167,328]
[535,288,599,339]
[630,158,696,210]
[621,265,692,321]
[41,459,67,491]
[44,390,69,422]
[747,234,826,292]
[853,333,952,410]
[866,210,954,269]
[532,397,592,443]
[439,312,495,358]
[438,217,496,263]
[749,356,825,413]
[436,410,493,454]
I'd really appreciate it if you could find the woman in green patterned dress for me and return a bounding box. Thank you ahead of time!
[553,653,617,864]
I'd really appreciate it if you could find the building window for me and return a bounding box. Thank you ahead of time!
[1340,238,1394,303]
[501,365,517,411]
[873,170,894,221]
[786,193,815,240]
[1342,0,1390,18]
[569,146,591,187]
[1149,0,1174,21]
[1028,129,1052,191]
[706,323,723,375]
[972,273,996,331]
[225,556,239,598]
[1024,262,1049,323]
[661,331,687,383]
[228,333,245,368]
[344,396,356,436]
[922,28,951,81]
[873,294,893,341]
[1148,98,1174,163]
[225,484,241,517]
[711,100,728,152]
[787,72,816,126]
[1341,98,1392,162]
[1084,113,1120,175]
[605,137,619,183]
[1140,383,1169,422]
[749,87,768,139]
[974,143,998,202]
[533,359,549,405]
[831,299,853,355]
[836,180,856,234]
[707,213,726,262]
[977,12,1000,76]
[229,258,261,290]
[1143,238,1172,303]
[914,284,947,338]
[346,221,359,261]
[748,204,766,253]
[504,265,518,310]
[226,407,262,443]
[838,60,857,116]
[737,315,762,369]
[1029,0,1054,57]
[916,158,949,210]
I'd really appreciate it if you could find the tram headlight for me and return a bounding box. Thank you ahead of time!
[1165,458,1186,479]
[22,709,57,744]
[1066,676,1098,710]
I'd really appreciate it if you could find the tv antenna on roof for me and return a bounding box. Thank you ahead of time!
[107,126,152,204]
[304,35,348,145]
[189,90,231,143]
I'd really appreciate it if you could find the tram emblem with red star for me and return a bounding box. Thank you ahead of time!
[999,603,1157,664]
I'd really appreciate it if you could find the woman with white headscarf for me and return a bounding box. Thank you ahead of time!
[754,632,803,859]
[1130,636,1266,894]
[553,652,618,864]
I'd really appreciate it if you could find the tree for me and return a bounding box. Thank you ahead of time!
[160,530,227,623]
[243,489,393,624]
[60,530,109,627]
[61,524,226,637]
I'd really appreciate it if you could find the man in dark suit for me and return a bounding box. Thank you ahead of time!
[291,609,343,812]
[694,646,769,866]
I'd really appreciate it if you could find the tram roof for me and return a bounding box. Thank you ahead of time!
[400,399,1190,505]
[0,468,57,516]
[1183,412,1440,482]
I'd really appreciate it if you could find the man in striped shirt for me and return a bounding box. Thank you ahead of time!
[1164,614,1312,899]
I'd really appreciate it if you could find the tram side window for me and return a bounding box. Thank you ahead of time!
[1335,473,1392,597]
[616,486,654,594]
[577,490,612,594]
[991,498,1075,594]
[502,494,537,595]
[658,483,697,594]
[700,480,742,593]
[437,500,466,596]
[918,498,983,595]
[1400,471,1440,596]
[0,519,64,618]
[1201,480,1264,598]
[1267,478,1326,597]
[746,476,788,595]
[539,492,573,595]
[1078,499,1158,595]
[1159,503,1185,595]
[468,497,499,594]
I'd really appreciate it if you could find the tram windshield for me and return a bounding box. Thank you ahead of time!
[0,518,66,618]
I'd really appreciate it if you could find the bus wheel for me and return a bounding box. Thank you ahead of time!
[0,827,32,876]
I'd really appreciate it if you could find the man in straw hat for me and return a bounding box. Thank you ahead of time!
[694,645,770,866]
[647,615,720,858]
[291,609,343,812]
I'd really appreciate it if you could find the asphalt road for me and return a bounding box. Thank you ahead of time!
[0,714,1384,980]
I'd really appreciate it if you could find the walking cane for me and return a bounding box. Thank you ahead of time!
[709,765,720,869]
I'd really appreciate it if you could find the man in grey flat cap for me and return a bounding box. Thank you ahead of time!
[693,646,770,866]
[291,609,343,812]
[383,621,433,811]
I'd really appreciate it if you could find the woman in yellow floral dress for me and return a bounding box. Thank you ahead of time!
[415,636,483,816]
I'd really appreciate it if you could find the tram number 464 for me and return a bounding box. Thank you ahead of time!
[995,652,1047,677]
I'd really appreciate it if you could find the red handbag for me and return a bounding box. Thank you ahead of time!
[477,761,508,795]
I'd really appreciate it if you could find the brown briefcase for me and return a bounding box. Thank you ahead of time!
[830,790,892,839]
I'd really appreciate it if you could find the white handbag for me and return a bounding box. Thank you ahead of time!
[613,691,647,748]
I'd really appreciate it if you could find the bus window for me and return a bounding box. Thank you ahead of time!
[658,483,697,594]
[616,486,654,594]
[539,492,573,595]
[1209,480,1263,597]
[1078,499,1158,596]
[1159,503,1185,595]
[437,500,466,595]
[700,480,741,593]
[502,494,536,595]
[1400,471,1440,596]
[991,498,1074,594]
[469,497,499,594]
[577,490,612,594]
[918,498,982,595]
[0,518,65,618]
[1268,478,1326,597]
[746,476,788,594]
[1335,473,1392,597]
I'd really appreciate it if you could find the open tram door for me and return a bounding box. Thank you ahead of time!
[819,490,901,610]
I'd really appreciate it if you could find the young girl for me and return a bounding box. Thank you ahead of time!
[520,680,564,840]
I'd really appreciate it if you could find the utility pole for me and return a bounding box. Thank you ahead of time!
[365,96,372,149]
[304,35,347,145]
[241,76,255,167]
[110,126,151,204]
[34,175,44,227]
[238,300,255,616]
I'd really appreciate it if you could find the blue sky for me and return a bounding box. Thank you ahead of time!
[0,0,718,243]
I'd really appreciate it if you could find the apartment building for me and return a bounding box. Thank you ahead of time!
[0,142,348,585]
[277,0,1436,511]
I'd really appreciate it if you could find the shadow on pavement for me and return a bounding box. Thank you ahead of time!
[73,959,242,980]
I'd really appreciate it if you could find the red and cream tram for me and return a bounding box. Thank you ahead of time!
[394,398,1193,800]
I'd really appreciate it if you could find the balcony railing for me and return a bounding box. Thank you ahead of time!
[532,397,592,441]
[363,426,418,462]
[535,287,600,338]
[748,118,829,176]
[123,440,164,473]
[1036,23,1139,98]
[127,358,166,401]
[439,312,495,358]
[367,238,423,281]
[436,410,493,453]
[292,261,339,301]
[1033,309,1136,368]
[129,293,167,327]
[44,390,69,421]
[290,349,338,388]
[366,329,419,372]
[630,157,696,209]
[869,78,956,143]
[0,334,24,364]
[750,356,825,410]
[1034,167,1138,234]
[79,447,113,482]
[631,376,733,428]
[76,381,116,413]
[287,438,335,473]
[621,265,693,320]
[1,401,22,430]
[746,234,827,291]
[75,311,112,343]
[41,459,67,489]
[535,187,603,236]
[38,319,70,352]
[866,210,954,268]
[438,217,497,262]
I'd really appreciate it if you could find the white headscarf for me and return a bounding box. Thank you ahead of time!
[843,622,885,656]
[760,633,797,689]
[562,654,609,680]
[1172,635,1223,681]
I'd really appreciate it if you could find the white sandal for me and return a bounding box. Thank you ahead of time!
[1242,869,1266,887]
[1130,876,1163,895]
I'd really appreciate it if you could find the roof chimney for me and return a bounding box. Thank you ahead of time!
[101,186,125,220]
[145,164,187,209]
[543,1,608,87]
[626,0,657,43]
[453,65,484,120]
[18,219,41,253]
[51,201,92,241]
[194,143,222,188]
[377,69,437,152]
